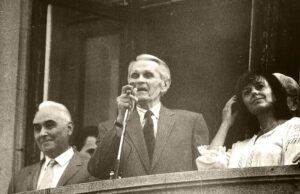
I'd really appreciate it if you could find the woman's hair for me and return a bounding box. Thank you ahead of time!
[233,71,291,137]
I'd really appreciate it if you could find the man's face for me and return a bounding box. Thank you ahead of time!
[128,60,169,106]
[33,107,72,158]
[80,136,97,158]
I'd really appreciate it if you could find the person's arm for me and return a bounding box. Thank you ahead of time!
[209,96,238,150]
[88,85,137,179]
[195,97,237,170]
[193,113,209,156]
[87,123,121,179]
[283,118,300,165]
[191,112,209,170]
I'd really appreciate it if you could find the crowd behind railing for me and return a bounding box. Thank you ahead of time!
[8,54,300,193]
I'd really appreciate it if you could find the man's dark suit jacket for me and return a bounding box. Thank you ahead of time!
[88,105,209,179]
[8,150,97,194]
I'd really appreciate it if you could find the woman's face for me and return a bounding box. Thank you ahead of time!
[241,76,276,115]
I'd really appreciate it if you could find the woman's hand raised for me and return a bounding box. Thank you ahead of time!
[222,95,238,128]
[209,96,239,150]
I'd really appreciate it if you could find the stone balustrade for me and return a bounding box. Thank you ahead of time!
[18,165,300,194]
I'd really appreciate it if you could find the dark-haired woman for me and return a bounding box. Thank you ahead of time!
[196,71,300,169]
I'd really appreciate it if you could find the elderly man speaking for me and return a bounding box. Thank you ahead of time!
[8,101,95,193]
[88,54,209,179]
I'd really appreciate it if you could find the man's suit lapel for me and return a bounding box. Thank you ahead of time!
[29,161,43,190]
[57,151,82,186]
[151,106,175,171]
[126,110,151,172]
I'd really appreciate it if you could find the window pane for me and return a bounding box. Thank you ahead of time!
[45,5,121,148]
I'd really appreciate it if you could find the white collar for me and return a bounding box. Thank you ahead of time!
[136,102,161,120]
[44,147,74,167]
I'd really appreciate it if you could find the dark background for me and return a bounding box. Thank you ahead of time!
[25,0,300,165]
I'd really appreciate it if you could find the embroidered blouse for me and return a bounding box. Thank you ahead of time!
[196,117,300,169]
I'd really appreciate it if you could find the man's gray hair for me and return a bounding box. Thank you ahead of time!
[38,101,72,122]
[128,54,171,81]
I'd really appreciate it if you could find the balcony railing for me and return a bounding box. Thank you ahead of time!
[19,165,300,194]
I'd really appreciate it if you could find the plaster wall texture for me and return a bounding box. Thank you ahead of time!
[0,0,31,193]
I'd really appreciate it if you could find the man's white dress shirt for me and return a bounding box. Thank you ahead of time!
[136,102,161,138]
[37,147,74,188]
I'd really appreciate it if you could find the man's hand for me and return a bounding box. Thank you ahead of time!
[116,85,138,124]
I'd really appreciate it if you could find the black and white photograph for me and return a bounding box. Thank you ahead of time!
[1,0,300,193]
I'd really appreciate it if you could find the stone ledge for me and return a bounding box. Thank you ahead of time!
[18,165,300,194]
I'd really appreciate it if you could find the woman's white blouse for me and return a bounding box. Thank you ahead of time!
[196,117,300,169]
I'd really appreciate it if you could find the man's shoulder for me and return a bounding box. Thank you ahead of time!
[173,109,202,116]
[97,119,115,134]
[8,162,41,194]
[21,161,40,170]
[73,150,91,163]
[163,106,203,118]
[14,161,40,177]
[72,150,100,182]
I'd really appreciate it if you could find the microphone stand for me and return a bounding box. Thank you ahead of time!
[112,108,130,179]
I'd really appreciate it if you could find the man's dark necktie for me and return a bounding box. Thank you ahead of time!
[143,110,155,163]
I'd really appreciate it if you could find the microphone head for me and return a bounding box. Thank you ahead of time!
[126,84,138,99]
[126,90,131,95]
[129,82,135,87]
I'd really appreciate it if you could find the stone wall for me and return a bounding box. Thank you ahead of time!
[0,0,31,193]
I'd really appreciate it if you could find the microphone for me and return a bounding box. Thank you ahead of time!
[126,85,137,110]
[112,86,135,179]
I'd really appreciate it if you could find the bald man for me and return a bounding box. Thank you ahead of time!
[8,101,96,193]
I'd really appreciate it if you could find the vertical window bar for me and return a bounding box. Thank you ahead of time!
[43,4,52,101]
